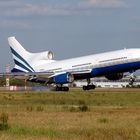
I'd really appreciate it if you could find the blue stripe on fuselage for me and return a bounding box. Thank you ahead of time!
[91,61,140,77]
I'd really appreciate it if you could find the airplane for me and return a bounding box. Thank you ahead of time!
[3,36,140,91]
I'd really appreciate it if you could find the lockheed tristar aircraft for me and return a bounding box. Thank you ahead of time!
[4,37,140,91]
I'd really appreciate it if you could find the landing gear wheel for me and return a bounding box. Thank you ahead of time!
[89,85,96,89]
[83,78,96,91]
[83,86,88,91]
[83,85,96,91]
[62,87,69,91]
[56,86,61,91]
[56,86,69,91]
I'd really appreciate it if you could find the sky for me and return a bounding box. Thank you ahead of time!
[0,0,140,72]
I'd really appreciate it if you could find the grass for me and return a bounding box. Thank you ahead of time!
[0,88,139,140]
[0,112,9,130]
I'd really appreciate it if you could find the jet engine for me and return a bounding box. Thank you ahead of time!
[54,72,74,84]
[31,51,54,61]
[37,51,54,60]
[105,73,123,80]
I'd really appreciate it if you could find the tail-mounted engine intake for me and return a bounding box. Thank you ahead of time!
[34,51,54,60]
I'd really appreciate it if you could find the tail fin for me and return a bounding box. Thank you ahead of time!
[8,37,34,73]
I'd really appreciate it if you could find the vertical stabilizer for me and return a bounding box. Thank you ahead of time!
[8,37,34,72]
[8,37,30,58]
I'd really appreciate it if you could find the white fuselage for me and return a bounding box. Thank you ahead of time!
[34,48,140,76]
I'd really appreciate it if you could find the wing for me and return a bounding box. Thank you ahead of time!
[0,71,71,85]
[0,68,92,84]
[0,72,54,81]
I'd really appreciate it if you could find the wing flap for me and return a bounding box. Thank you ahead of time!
[71,69,92,74]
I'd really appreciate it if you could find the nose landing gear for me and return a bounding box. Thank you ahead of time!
[129,73,136,86]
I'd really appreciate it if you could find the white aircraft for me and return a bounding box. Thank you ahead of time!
[6,36,140,91]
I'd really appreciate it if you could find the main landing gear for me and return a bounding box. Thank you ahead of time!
[55,85,69,91]
[83,79,96,91]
